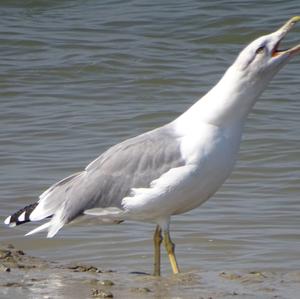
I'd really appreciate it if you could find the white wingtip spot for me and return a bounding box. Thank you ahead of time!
[18,211,26,222]
[4,216,11,225]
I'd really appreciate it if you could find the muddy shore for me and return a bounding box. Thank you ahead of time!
[0,243,299,299]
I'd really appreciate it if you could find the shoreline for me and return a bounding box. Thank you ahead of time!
[1,243,299,298]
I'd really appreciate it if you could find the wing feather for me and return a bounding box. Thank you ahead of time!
[9,125,184,236]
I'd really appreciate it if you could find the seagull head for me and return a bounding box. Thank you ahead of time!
[234,16,300,82]
[178,17,300,127]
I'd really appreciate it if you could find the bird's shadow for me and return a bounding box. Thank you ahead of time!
[129,271,151,276]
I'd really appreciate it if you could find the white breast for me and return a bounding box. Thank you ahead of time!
[173,121,242,214]
[122,120,243,222]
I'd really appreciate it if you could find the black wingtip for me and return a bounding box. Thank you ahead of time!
[4,202,38,226]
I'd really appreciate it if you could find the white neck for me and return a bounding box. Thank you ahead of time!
[174,65,270,132]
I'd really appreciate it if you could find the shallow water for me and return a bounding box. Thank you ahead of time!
[0,0,300,278]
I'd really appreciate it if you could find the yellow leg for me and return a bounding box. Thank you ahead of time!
[153,225,162,276]
[163,231,180,274]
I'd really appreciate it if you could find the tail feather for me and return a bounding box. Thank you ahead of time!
[25,222,51,236]
[46,207,66,238]
[23,217,64,238]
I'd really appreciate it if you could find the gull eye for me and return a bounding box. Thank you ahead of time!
[256,46,265,54]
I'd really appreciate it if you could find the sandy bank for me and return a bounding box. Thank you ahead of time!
[0,243,299,299]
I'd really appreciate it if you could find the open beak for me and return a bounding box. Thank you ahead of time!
[272,16,300,58]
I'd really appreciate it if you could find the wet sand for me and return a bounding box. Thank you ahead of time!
[0,243,299,299]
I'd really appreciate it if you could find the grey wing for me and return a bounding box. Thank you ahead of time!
[84,126,184,210]
[27,125,184,236]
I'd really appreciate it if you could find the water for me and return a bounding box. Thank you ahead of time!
[0,0,300,275]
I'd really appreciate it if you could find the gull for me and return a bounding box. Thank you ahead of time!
[4,17,300,276]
